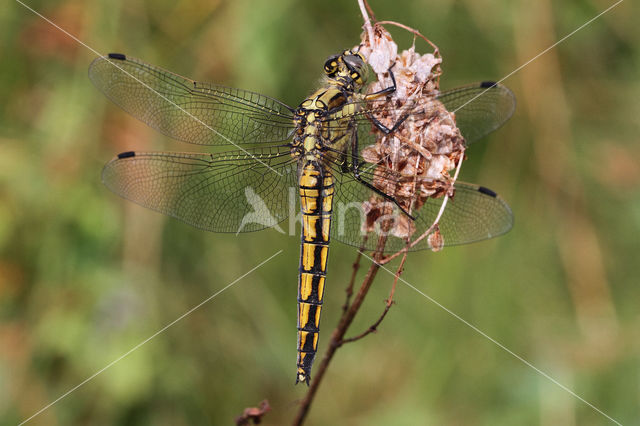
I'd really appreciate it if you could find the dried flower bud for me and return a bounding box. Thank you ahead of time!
[391,213,416,239]
[428,228,444,252]
[361,26,398,74]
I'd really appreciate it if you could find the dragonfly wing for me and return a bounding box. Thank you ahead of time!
[436,82,516,145]
[321,82,514,148]
[102,147,297,233]
[330,173,513,252]
[89,53,296,146]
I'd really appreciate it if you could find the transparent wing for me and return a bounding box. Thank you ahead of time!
[102,147,298,233]
[436,82,515,144]
[89,53,296,146]
[316,82,514,252]
[329,170,513,252]
[324,81,516,136]
[319,82,515,149]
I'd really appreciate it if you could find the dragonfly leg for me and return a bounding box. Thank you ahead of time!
[367,111,410,135]
[363,66,413,135]
[350,128,415,220]
[365,64,398,98]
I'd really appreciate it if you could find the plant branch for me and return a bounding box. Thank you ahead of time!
[339,300,393,345]
[377,20,440,54]
[358,0,375,45]
[342,238,367,315]
[340,249,407,344]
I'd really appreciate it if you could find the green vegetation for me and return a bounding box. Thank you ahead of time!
[1,0,638,424]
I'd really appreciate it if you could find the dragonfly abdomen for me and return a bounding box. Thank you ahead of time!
[296,161,334,385]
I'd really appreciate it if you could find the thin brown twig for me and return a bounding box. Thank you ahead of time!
[342,237,367,315]
[377,20,439,55]
[339,302,393,345]
[363,0,377,22]
[340,248,407,345]
[388,249,408,301]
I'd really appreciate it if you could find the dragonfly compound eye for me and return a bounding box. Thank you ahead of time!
[324,55,339,76]
[343,54,367,84]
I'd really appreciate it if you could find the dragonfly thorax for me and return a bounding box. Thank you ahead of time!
[293,88,353,161]
[291,50,368,160]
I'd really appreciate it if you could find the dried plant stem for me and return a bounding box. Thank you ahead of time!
[340,250,406,345]
[358,0,375,46]
[377,20,440,55]
[342,238,367,315]
[339,301,392,345]
[362,0,377,22]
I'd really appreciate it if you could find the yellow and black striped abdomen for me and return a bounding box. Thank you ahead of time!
[296,161,334,385]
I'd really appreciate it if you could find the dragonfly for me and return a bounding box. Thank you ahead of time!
[89,49,515,385]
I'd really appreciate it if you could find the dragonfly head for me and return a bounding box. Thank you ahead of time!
[323,50,369,90]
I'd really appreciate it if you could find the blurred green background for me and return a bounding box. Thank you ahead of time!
[1,0,639,424]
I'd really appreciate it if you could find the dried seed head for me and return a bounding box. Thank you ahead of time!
[357,24,466,244]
